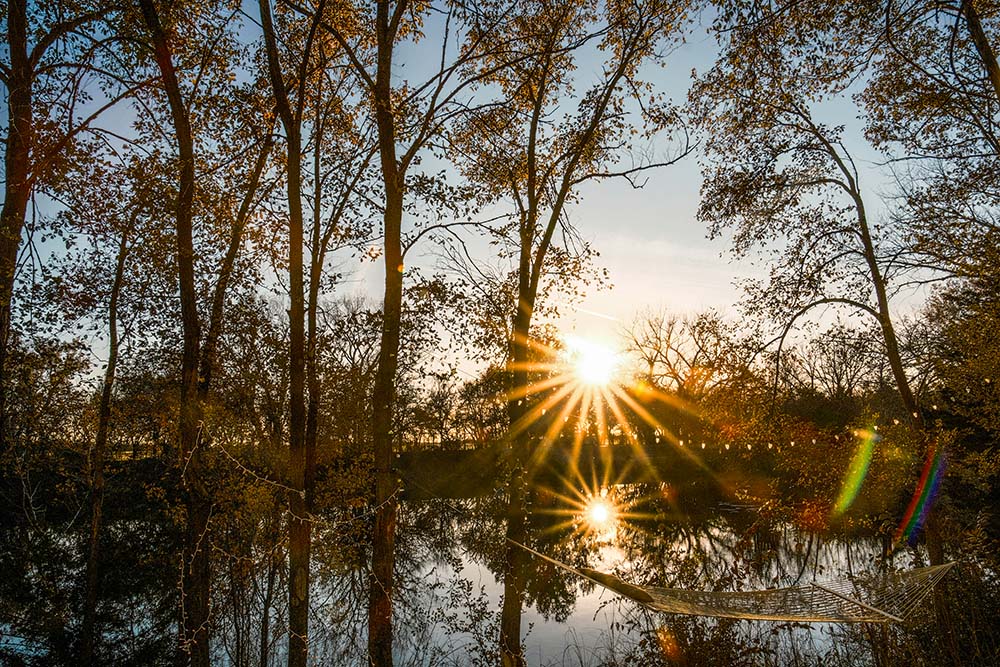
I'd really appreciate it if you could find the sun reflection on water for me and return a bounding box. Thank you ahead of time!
[578,490,621,542]
[585,496,615,527]
[502,332,726,527]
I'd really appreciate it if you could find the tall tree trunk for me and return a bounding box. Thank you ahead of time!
[853,196,924,430]
[257,2,310,663]
[277,77,308,667]
[852,147,953,655]
[368,3,406,664]
[0,0,32,452]
[259,540,278,667]
[500,296,532,667]
[137,3,209,664]
[80,228,129,662]
[368,191,403,667]
[961,0,1000,105]
[199,132,274,396]
[305,102,325,555]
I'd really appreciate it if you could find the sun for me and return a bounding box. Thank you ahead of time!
[567,337,619,387]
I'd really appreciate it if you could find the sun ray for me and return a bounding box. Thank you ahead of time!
[601,385,656,478]
[517,334,564,361]
[632,380,703,419]
[506,381,579,443]
[592,389,609,446]
[567,389,594,489]
[498,332,743,551]
[503,372,574,402]
[609,385,723,484]
[528,385,586,470]
[506,359,562,373]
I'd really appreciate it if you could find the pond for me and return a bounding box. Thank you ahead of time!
[294,469,948,667]
[0,457,993,666]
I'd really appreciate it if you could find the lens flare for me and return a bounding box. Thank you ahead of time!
[831,429,878,517]
[894,442,947,546]
[576,490,621,541]
[586,497,615,526]
[497,330,724,502]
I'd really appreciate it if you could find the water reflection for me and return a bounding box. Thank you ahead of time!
[352,477,958,666]
[1,474,995,665]
[308,482,896,665]
[582,495,616,534]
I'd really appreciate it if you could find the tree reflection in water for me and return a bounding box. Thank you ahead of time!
[301,476,998,666]
[1,472,998,665]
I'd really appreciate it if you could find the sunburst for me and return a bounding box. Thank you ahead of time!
[498,332,727,536]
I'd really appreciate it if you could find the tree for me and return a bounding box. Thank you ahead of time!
[311,2,525,662]
[39,149,152,662]
[706,1,1000,287]
[693,4,972,588]
[862,1,1000,283]
[0,0,137,447]
[257,2,376,662]
[132,2,275,661]
[694,11,924,424]
[134,3,209,662]
[623,310,759,402]
[447,0,692,661]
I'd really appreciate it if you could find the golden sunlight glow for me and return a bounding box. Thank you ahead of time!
[567,337,619,387]
[586,498,614,526]
[500,333,725,513]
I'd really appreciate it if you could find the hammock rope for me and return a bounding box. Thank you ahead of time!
[511,540,955,624]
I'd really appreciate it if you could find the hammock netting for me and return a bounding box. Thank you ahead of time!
[514,541,955,624]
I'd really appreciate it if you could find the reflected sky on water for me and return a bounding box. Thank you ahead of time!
[305,480,915,665]
[0,470,958,666]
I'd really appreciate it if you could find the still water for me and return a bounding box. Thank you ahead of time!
[297,481,922,666]
[1,469,974,666]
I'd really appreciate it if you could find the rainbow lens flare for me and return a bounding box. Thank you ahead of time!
[894,442,947,546]
[831,429,878,517]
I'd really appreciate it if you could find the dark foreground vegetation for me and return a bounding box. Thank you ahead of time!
[3,0,1000,665]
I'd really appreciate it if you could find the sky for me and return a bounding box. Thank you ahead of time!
[554,20,748,345]
[343,14,759,356]
[359,9,922,359]
[6,4,919,368]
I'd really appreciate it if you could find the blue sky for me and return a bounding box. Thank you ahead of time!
[5,4,925,363]
[373,15,758,351]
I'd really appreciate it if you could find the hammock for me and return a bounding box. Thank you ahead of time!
[512,541,955,624]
